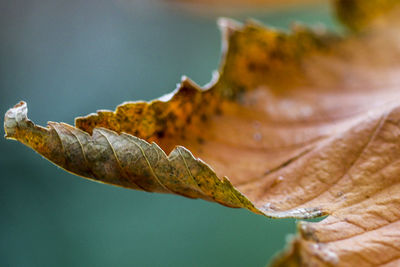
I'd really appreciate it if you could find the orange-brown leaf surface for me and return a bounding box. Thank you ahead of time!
[4,0,400,266]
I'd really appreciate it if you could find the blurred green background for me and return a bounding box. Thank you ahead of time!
[0,0,336,266]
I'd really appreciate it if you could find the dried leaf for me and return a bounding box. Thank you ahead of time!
[5,0,400,266]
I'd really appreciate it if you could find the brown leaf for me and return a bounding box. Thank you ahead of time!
[4,0,400,266]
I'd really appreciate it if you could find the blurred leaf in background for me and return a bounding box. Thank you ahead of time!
[165,0,324,15]
[0,0,336,266]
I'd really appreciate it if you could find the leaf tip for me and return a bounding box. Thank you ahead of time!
[4,101,28,139]
[217,17,241,55]
[217,17,241,32]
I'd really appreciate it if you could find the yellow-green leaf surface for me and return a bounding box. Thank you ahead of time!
[5,0,400,266]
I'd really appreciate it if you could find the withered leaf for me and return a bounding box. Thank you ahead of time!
[5,0,400,266]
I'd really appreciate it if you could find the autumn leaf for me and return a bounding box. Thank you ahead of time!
[4,0,400,266]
